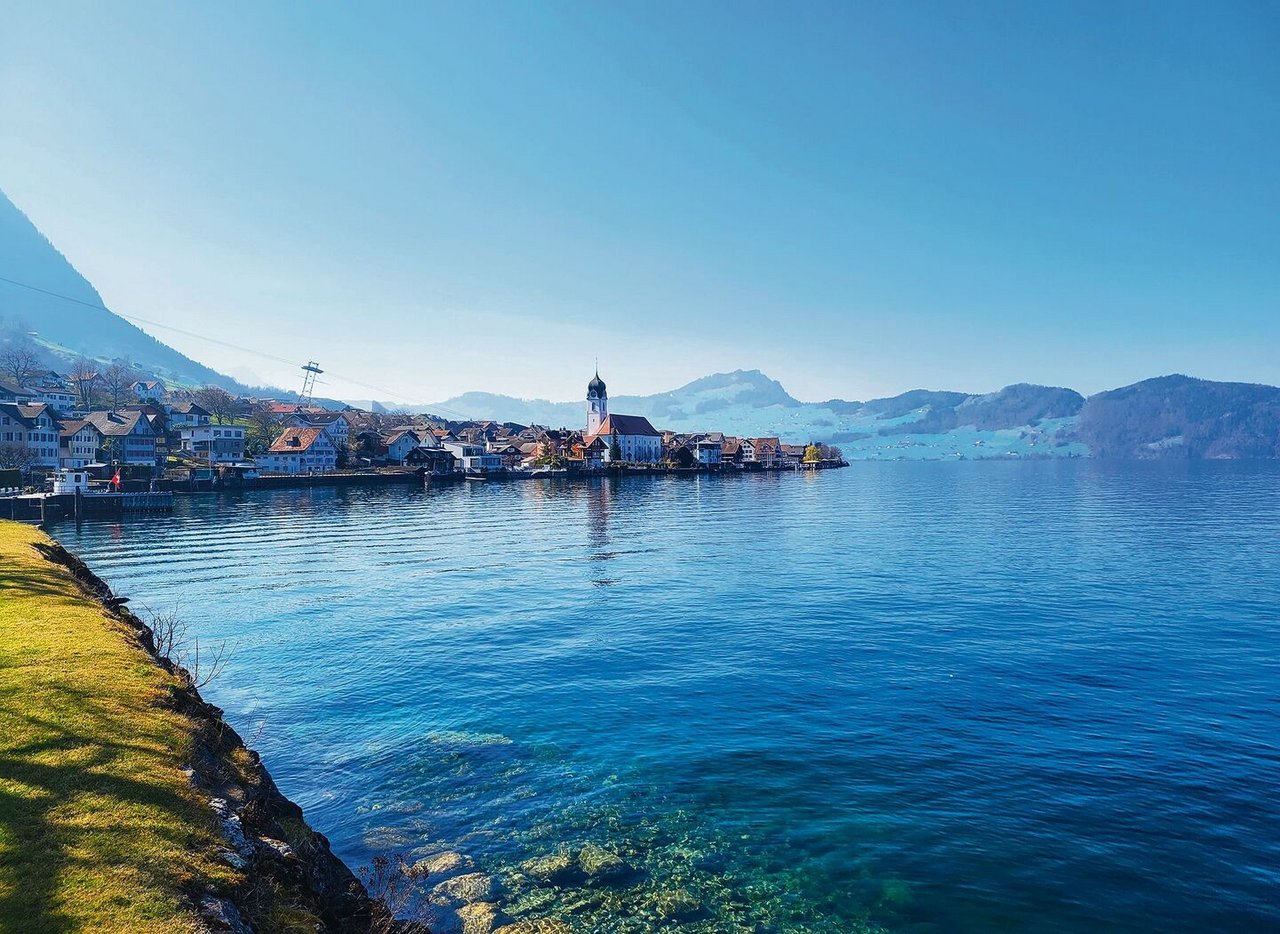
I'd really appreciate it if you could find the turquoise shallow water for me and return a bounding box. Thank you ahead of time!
[52,462,1280,931]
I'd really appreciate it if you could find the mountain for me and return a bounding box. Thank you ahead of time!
[430,372,1280,460]
[5,191,1278,458]
[1076,375,1280,459]
[431,370,802,431]
[0,189,235,387]
[427,372,1089,457]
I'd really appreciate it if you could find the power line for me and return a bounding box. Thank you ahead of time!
[0,272,473,417]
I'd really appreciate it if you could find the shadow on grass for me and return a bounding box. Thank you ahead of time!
[0,566,79,598]
[0,675,214,932]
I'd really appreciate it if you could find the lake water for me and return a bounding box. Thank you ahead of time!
[51,463,1280,932]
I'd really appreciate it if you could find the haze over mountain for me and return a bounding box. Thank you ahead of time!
[3,186,1278,460]
[0,189,233,387]
[431,370,1280,460]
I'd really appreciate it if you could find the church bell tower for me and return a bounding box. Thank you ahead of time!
[587,367,608,435]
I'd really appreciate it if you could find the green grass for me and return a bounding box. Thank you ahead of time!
[0,522,237,933]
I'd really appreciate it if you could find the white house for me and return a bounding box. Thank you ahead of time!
[383,428,422,465]
[580,370,663,463]
[0,403,60,467]
[696,439,723,466]
[306,411,352,450]
[441,440,501,473]
[166,402,211,428]
[258,427,337,474]
[32,383,78,412]
[743,437,783,468]
[59,420,104,469]
[180,424,246,464]
[131,379,166,401]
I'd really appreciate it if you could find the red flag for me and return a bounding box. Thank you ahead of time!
[111,470,121,488]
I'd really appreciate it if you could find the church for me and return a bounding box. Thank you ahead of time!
[582,369,663,463]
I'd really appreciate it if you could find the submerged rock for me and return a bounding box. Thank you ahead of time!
[577,843,631,884]
[416,850,473,877]
[647,887,702,921]
[458,900,504,934]
[493,920,571,934]
[519,851,577,885]
[434,871,498,904]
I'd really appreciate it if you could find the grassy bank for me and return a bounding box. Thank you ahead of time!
[0,521,235,933]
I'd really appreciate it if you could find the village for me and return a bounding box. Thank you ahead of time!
[0,364,846,502]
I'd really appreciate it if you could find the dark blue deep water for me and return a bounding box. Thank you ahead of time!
[53,462,1280,932]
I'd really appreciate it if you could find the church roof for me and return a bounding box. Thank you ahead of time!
[585,413,661,442]
[587,370,607,395]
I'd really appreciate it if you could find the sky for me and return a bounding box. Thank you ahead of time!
[0,1,1277,404]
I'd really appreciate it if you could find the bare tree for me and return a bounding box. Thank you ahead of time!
[70,357,99,409]
[356,855,431,934]
[0,442,38,471]
[100,361,136,411]
[142,603,234,690]
[0,339,41,387]
[247,401,282,454]
[194,385,236,425]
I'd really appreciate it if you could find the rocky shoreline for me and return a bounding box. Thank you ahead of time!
[33,540,395,934]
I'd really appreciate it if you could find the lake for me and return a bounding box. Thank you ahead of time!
[50,462,1280,932]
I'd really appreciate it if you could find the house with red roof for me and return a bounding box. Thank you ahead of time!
[257,427,338,474]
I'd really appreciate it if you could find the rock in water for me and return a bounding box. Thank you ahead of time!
[458,900,504,934]
[648,887,702,921]
[577,843,630,883]
[519,851,577,885]
[493,921,571,934]
[434,871,498,904]
[416,850,473,877]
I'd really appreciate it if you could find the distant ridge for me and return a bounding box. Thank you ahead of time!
[4,190,1278,458]
[428,372,1280,459]
[0,189,237,387]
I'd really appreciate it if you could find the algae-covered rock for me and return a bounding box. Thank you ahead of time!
[434,870,498,904]
[416,850,473,877]
[458,900,504,934]
[493,920,571,934]
[647,887,702,921]
[578,843,630,883]
[519,851,577,885]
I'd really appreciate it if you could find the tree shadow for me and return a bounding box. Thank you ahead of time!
[0,658,222,931]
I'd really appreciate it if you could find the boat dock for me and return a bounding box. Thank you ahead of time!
[3,491,175,522]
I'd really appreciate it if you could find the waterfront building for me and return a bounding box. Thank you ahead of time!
[742,437,783,468]
[58,420,104,469]
[180,424,247,464]
[382,428,422,465]
[258,427,338,474]
[404,446,456,475]
[582,369,663,463]
[83,410,160,468]
[696,438,723,466]
[441,440,502,473]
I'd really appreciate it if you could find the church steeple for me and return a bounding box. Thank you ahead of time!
[586,365,608,435]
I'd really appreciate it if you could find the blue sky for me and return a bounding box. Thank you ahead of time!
[1,1,1276,403]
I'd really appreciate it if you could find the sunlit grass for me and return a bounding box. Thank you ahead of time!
[0,521,237,932]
